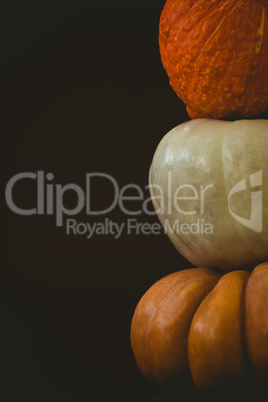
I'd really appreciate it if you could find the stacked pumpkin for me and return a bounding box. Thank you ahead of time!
[131,0,268,400]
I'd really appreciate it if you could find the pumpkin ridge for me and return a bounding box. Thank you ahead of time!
[130,272,184,384]
[149,160,224,269]
[144,271,210,352]
[241,5,266,110]
[245,263,268,381]
[187,270,250,392]
[193,0,244,69]
[149,166,198,261]
[130,269,222,389]
[256,6,265,56]
[141,271,198,380]
[148,269,221,386]
[241,269,253,381]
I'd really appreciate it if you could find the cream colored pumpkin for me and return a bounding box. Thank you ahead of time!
[149,119,268,270]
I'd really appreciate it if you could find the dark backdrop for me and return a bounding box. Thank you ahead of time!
[1,1,191,401]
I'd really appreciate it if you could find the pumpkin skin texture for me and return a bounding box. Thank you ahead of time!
[130,268,221,395]
[149,118,268,271]
[246,262,268,383]
[159,0,268,120]
[188,270,250,394]
[130,263,268,399]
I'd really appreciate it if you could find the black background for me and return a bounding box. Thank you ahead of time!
[1,1,192,401]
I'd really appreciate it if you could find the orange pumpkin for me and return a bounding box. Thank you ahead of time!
[159,0,268,120]
[130,263,268,399]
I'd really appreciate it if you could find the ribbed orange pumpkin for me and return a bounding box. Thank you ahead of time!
[159,0,268,120]
[130,263,268,399]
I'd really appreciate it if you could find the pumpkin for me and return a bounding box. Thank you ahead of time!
[130,263,268,399]
[149,118,268,271]
[159,0,268,120]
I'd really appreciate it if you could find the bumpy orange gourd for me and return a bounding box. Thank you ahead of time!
[130,263,268,399]
[159,0,268,119]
